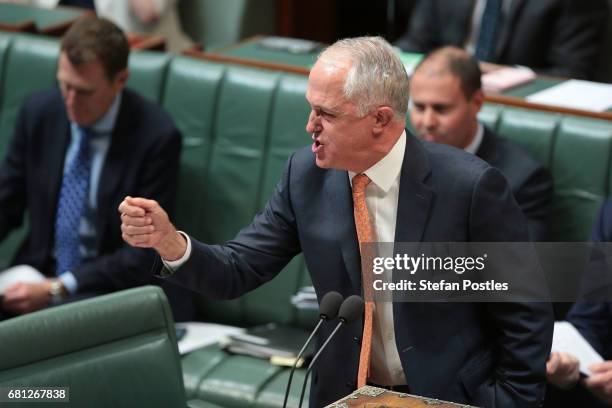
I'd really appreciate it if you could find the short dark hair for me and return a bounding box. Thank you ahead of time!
[413,46,482,99]
[61,16,129,81]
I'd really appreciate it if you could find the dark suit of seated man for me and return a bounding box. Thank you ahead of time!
[0,16,195,321]
[394,0,609,79]
[546,201,612,407]
[120,36,553,407]
[409,46,553,242]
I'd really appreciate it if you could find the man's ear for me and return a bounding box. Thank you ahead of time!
[471,89,485,113]
[113,68,129,91]
[373,106,395,133]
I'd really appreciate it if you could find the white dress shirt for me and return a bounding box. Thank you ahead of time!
[464,123,484,155]
[349,130,407,385]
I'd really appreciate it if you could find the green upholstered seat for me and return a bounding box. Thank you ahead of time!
[0,34,58,153]
[497,108,559,167]
[551,117,612,241]
[0,286,187,408]
[127,51,172,104]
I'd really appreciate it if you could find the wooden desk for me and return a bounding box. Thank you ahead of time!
[127,33,166,52]
[0,3,89,36]
[326,386,477,408]
[186,36,612,121]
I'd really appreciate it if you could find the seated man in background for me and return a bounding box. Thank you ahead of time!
[395,0,609,79]
[409,46,553,241]
[546,201,612,407]
[0,16,195,321]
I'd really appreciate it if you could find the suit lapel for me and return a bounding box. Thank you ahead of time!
[496,0,525,57]
[475,127,499,165]
[328,169,362,292]
[394,132,434,243]
[96,94,133,244]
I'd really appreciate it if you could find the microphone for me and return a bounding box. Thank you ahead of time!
[297,295,365,408]
[282,291,343,408]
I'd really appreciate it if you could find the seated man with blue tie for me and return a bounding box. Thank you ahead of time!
[0,16,195,321]
[395,0,609,79]
[120,36,553,407]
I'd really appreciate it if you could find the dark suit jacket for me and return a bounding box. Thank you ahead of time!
[476,127,553,241]
[395,0,609,79]
[165,133,553,407]
[0,88,195,321]
[566,201,612,360]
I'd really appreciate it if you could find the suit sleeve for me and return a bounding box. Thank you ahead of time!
[469,167,554,407]
[515,166,553,242]
[0,103,30,241]
[73,125,182,293]
[539,0,608,79]
[160,153,302,299]
[394,0,439,52]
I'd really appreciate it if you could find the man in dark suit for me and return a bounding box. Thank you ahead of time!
[395,0,609,79]
[0,17,194,321]
[546,201,612,407]
[120,36,553,407]
[410,46,552,241]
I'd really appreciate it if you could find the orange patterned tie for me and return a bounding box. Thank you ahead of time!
[352,173,376,388]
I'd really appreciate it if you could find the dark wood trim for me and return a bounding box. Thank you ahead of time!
[183,49,310,76]
[0,21,36,34]
[127,33,166,52]
[485,94,612,121]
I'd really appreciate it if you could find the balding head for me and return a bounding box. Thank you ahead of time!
[413,46,482,100]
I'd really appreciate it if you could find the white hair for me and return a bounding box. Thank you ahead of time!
[317,36,409,119]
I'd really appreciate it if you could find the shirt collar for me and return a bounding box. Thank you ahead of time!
[349,130,406,193]
[464,122,484,155]
[76,91,122,135]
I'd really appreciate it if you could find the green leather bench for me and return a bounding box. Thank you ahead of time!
[0,286,188,408]
[1,31,612,407]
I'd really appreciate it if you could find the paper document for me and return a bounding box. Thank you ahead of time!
[175,322,244,355]
[551,321,603,376]
[526,80,612,112]
[481,67,536,92]
[0,264,46,295]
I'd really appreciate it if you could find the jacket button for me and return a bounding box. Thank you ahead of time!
[345,381,355,389]
[353,336,360,343]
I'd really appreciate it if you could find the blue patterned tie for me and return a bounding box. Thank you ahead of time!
[55,126,92,275]
[475,0,503,62]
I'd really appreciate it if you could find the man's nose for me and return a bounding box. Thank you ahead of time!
[64,88,77,106]
[306,110,320,133]
[423,109,438,129]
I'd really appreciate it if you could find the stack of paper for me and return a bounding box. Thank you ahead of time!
[291,286,318,310]
[526,80,612,112]
[481,67,536,93]
[220,322,314,367]
[175,322,244,355]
